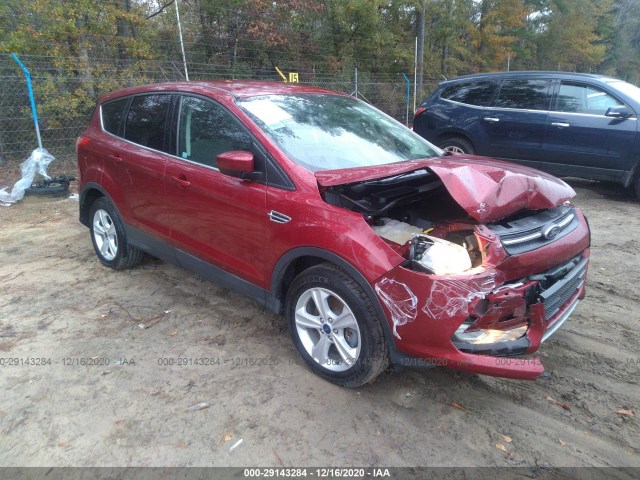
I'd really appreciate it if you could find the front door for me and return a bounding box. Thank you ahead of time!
[542,81,637,179]
[164,95,268,289]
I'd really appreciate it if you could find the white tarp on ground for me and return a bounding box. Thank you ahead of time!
[0,148,55,206]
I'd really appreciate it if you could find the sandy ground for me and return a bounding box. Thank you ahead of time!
[0,174,638,468]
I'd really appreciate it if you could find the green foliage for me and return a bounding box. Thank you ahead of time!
[602,0,640,81]
[535,0,611,71]
[2,0,634,85]
[0,0,637,163]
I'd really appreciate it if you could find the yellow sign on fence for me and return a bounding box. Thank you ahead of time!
[274,67,299,83]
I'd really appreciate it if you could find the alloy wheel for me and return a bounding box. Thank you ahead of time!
[92,209,118,261]
[443,145,465,154]
[294,287,361,372]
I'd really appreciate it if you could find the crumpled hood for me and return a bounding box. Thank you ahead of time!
[315,155,575,223]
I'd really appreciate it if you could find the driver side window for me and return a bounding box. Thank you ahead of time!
[178,96,252,168]
[556,82,624,115]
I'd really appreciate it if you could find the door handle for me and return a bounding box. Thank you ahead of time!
[171,176,191,188]
[483,117,500,123]
[551,122,570,128]
[108,154,123,163]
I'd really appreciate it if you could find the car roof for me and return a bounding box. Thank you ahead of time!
[444,71,617,83]
[98,80,344,104]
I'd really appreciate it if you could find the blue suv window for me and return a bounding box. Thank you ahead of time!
[494,79,551,110]
[556,82,624,115]
[440,81,498,107]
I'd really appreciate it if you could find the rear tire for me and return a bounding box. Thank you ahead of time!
[89,197,143,270]
[285,264,388,387]
[439,136,474,155]
[635,172,640,201]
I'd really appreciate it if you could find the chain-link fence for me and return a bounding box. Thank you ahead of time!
[0,54,440,169]
[0,73,89,167]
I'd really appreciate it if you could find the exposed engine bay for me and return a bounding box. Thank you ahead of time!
[322,168,491,275]
[321,168,578,276]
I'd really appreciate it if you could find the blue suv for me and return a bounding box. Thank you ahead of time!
[413,71,640,198]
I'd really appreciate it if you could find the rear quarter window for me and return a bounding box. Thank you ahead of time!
[440,81,498,107]
[101,97,129,135]
[494,79,551,110]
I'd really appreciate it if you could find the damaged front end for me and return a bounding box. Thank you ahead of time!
[318,158,590,380]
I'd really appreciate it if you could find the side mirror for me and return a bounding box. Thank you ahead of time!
[217,150,254,178]
[605,105,632,118]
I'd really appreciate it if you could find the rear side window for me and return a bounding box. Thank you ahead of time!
[494,79,551,110]
[101,98,129,135]
[556,82,624,115]
[440,81,498,107]
[124,94,172,152]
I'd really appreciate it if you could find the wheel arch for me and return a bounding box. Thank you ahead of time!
[79,182,111,227]
[270,247,399,358]
[623,158,640,189]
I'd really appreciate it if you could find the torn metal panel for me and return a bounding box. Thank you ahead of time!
[426,156,575,223]
[315,155,575,223]
[422,273,501,320]
[374,277,417,340]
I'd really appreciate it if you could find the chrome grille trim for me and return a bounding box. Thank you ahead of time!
[488,206,579,254]
[501,211,575,246]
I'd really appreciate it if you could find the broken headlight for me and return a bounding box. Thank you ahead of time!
[409,235,472,275]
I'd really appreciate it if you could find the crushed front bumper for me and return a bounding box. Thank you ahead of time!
[374,250,590,380]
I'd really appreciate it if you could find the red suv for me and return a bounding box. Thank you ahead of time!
[77,81,590,387]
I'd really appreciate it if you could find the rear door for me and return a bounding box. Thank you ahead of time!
[164,94,268,288]
[103,93,173,243]
[542,81,637,179]
[483,78,552,167]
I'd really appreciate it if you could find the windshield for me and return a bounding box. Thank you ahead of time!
[606,80,640,102]
[237,94,440,172]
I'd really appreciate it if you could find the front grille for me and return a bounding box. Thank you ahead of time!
[488,206,579,255]
[539,257,588,320]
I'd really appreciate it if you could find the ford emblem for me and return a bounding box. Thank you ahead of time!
[542,223,561,240]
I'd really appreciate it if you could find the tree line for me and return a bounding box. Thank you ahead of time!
[3,1,639,85]
[0,0,639,161]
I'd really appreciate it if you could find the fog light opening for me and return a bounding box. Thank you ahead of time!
[453,323,527,345]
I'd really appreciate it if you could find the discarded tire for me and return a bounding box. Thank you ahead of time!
[25,175,75,198]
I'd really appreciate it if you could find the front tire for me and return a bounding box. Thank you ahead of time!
[285,264,388,387]
[89,197,143,270]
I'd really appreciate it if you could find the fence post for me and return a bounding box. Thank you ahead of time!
[354,66,358,98]
[174,0,189,81]
[402,73,411,126]
[11,54,42,149]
